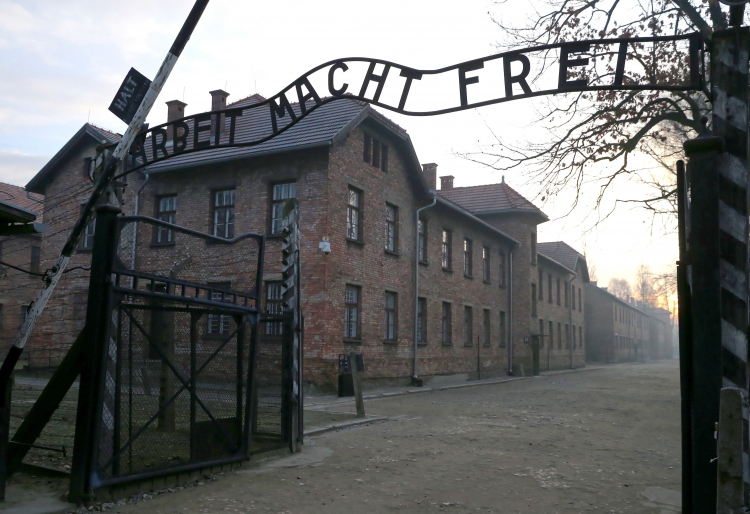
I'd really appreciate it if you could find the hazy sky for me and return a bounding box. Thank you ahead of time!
[0,0,678,288]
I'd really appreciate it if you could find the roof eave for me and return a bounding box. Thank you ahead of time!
[26,124,113,194]
[144,141,333,175]
[436,196,520,247]
[474,208,549,223]
[538,252,576,276]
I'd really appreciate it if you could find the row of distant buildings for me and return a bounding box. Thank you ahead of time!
[0,91,673,389]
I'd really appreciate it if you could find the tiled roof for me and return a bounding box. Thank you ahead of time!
[537,241,583,273]
[26,123,124,194]
[437,182,546,219]
[146,97,370,172]
[0,182,43,221]
[89,124,122,144]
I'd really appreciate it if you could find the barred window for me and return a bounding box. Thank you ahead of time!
[384,291,397,341]
[344,285,361,339]
[483,309,491,346]
[464,306,473,346]
[385,204,398,252]
[213,189,235,239]
[531,284,537,317]
[265,282,284,335]
[482,246,490,282]
[417,297,427,343]
[530,232,537,265]
[463,238,473,277]
[271,182,296,234]
[442,230,452,269]
[208,282,232,335]
[418,219,427,262]
[347,187,362,241]
[156,195,176,244]
[549,321,554,348]
[80,205,96,250]
[441,302,452,345]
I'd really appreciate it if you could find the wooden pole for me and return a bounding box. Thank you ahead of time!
[349,353,365,418]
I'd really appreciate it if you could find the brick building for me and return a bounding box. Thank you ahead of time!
[584,283,652,363]
[645,306,673,360]
[21,90,598,388]
[0,182,45,365]
[20,123,122,367]
[535,242,588,370]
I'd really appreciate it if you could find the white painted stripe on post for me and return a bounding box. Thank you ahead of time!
[719,201,748,242]
[722,320,748,363]
[720,260,747,301]
[714,90,749,132]
[718,153,748,187]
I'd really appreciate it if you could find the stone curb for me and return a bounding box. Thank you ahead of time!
[304,416,388,437]
[304,361,655,409]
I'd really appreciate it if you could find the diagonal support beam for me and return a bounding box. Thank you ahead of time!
[7,328,87,475]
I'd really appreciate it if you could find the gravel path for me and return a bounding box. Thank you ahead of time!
[100,360,682,514]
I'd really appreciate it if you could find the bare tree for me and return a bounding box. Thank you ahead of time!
[462,0,732,226]
[608,277,632,299]
[588,260,598,283]
[634,263,654,304]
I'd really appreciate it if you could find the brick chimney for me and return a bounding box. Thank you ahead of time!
[166,100,187,143]
[422,163,437,190]
[440,175,455,191]
[210,89,230,140]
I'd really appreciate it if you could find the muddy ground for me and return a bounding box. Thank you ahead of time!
[94,360,683,514]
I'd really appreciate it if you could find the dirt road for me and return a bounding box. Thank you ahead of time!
[107,361,682,513]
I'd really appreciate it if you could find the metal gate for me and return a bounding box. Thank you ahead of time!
[68,210,296,498]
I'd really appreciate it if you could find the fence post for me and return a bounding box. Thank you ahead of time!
[69,199,121,505]
[676,159,694,514]
[683,117,724,513]
[717,387,745,513]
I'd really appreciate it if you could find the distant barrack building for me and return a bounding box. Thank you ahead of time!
[5,90,672,388]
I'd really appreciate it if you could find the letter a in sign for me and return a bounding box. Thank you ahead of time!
[108,67,152,125]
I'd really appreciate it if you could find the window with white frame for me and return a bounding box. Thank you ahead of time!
[213,189,235,239]
[271,182,296,234]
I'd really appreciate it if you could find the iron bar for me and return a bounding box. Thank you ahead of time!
[676,159,693,514]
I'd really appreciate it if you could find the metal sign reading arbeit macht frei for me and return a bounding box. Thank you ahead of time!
[116,32,701,178]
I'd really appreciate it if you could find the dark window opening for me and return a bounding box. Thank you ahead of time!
[265,282,284,336]
[271,182,296,234]
[441,302,452,345]
[347,187,363,241]
[345,285,361,339]
[156,195,176,244]
[442,230,452,270]
[464,306,473,346]
[385,203,398,252]
[417,297,427,343]
[463,238,473,277]
[213,189,235,239]
[482,246,490,282]
[384,291,397,341]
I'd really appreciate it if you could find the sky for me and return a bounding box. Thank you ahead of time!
[0,0,679,290]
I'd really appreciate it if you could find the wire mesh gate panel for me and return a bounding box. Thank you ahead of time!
[78,215,287,490]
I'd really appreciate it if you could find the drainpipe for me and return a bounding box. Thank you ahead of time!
[508,247,515,375]
[413,193,437,384]
[25,191,43,204]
